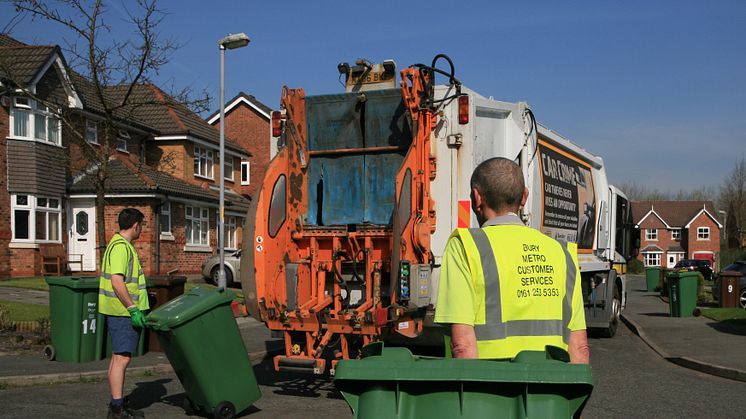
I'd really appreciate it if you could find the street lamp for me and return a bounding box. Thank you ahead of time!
[718,210,727,247]
[218,32,250,289]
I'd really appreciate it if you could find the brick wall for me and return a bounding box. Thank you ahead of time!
[637,215,672,266]
[686,213,721,264]
[213,103,270,198]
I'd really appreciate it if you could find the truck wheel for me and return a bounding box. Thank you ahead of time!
[740,288,746,309]
[603,286,621,338]
[213,401,235,419]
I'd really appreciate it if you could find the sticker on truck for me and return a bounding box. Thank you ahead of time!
[537,139,596,250]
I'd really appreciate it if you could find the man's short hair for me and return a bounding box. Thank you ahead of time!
[118,208,144,230]
[470,157,525,212]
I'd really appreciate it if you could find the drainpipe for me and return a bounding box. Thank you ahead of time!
[154,200,163,275]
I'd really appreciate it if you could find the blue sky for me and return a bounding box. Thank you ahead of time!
[3,0,745,193]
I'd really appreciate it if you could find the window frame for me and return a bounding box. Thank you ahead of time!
[86,119,99,144]
[10,193,62,243]
[194,146,214,180]
[185,205,210,247]
[645,228,658,241]
[697,227,710,240]
[671,229,681,240]
[116,130,130,152]
[241,161,250,185]
[643,252,662,267]
[224,156,234,182]
[9,97,61,146]
[159,201,172,238]
[225,216,237,250]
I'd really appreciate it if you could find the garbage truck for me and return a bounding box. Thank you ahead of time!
[240,54,637,375]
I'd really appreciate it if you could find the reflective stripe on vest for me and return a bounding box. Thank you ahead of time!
[98,236,148,314]
[468,228,577,344]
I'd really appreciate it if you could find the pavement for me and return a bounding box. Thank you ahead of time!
[0,283,284,388]
[621,274,746,382]
[1,274,746,388]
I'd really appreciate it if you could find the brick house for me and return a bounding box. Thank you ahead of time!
[206,92,272,198]
[632,201,723,269]
[0,34,250,278]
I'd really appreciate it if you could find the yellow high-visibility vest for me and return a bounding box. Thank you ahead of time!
[98,233,148,316]
[451,222,584,359]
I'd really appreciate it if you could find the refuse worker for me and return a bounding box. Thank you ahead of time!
[99,208,149,418]
[434,158,589,363]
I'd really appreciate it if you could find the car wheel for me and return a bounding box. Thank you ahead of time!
[740,288,746,309]
[210,266,233,286]
[603,286,621,338]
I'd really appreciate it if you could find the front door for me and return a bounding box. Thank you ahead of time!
[667,254,676,268]
[68,199,96,271]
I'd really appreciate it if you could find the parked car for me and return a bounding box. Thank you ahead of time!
[672,259,713,281]
[712,261,746,308]
[201,249,241,286]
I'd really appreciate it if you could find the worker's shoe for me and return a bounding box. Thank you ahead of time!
[107,401,145,418]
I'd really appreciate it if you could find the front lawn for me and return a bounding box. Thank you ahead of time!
[700,308,746,322]
[0,300,50,322]
[0,277,49,291]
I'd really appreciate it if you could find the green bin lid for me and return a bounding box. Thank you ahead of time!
[335,343,593,385]
[44,276,100,289]
[145,286,235,331]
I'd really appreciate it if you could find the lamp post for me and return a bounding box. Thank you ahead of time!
[218,32,250,289]
[718,210,727,247]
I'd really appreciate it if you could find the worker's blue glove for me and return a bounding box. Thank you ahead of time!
[128,306,147,329]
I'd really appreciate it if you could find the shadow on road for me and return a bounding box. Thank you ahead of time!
[640,312,670,317]
[706,320,746,336]
[129,378,172,409]
[253,358,343,400]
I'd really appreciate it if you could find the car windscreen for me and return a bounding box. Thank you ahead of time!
[675,260,696,267]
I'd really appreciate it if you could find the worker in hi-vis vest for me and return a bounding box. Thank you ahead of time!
[434,158,589,363]
[98,208,149,419]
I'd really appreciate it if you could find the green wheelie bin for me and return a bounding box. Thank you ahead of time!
[146,287,260,419]
[44,276,101,362]
[667,271,699,317]
[645,267,661,292]
[334,342,593,419]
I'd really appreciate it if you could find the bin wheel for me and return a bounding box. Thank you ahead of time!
[213,401,235,419]
[43,345,55,361]
[182,397,197,415]
[693,308,701,317]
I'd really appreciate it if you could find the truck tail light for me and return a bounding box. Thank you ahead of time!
[458,95,469,125]
[271,110,282,137]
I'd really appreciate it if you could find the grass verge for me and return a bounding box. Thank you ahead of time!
[0,300,50,322]
[700,308,746,322]
[0,277,48,291]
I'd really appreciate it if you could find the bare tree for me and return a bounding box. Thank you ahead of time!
[719,155,746,248]
[6,0,209,258]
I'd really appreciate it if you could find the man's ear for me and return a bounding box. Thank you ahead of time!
[520,187,529,208]
[471,188,482,213]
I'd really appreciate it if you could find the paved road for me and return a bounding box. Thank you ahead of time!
[2,323,745,418]
[583,325,746,418]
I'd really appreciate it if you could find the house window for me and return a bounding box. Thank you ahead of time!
[9,97,61,145]
[11,194,61,243]
[225,216,237,249]
[116,130,130,152]
[697,227,710,240]
[185,206,209,246]
[645,228,658,241]
[86,120,98,143]
[643,252,661,267]
[194,146,214,179]
[671,229,681,240]
[159,201,171,235]
[224,157,234,181]
[241,161,250,185]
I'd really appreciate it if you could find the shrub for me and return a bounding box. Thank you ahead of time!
[628,259,644,274]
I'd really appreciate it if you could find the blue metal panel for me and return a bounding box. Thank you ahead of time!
[306,94,362,151]
[304,89,412,226]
